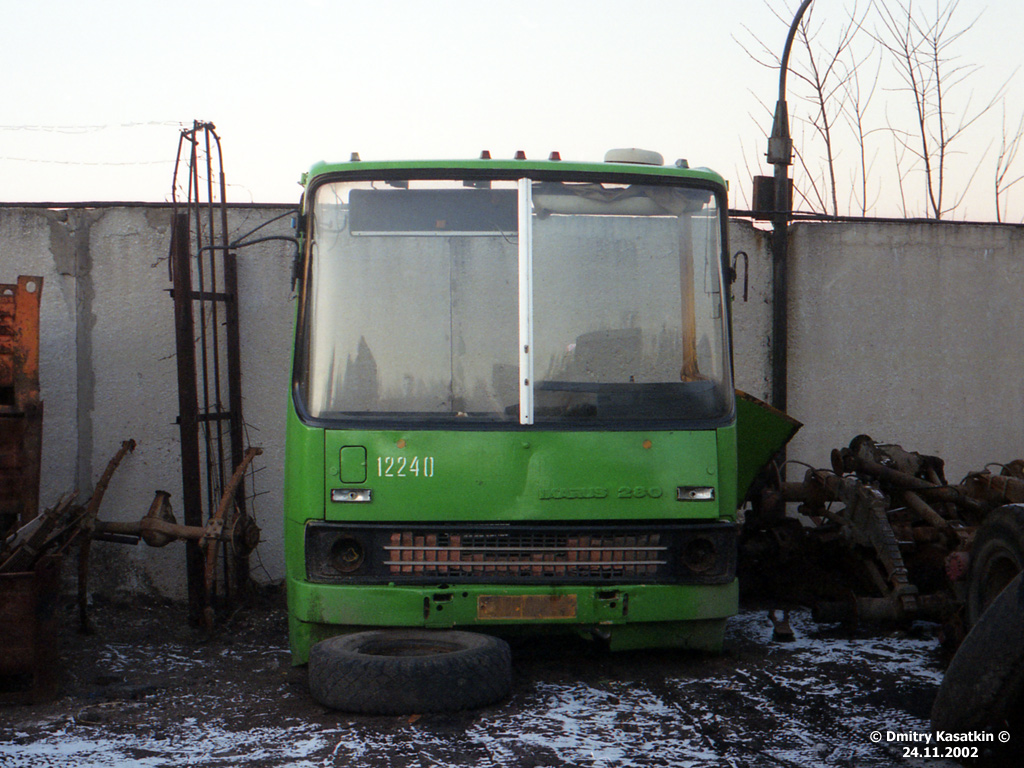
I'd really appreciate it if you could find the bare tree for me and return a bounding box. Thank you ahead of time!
[994,103,1024,222]
[737,0,1018,219]
[736,1,870,216]
[873,0,1007,219]
[838,37,885,216]
[890,125,913,217]
[789,3,871,216]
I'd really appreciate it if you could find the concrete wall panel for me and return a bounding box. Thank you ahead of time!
[787,221,1024,483]
[727,220,772,401]
[1,209,79,500]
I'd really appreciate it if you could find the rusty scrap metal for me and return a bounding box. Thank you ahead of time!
[0,276,44,535]
[1,493,77,574]
[768,608,795,641]
[743,434,1024,641]
[202,447,262,627]
[171,122,253,622]
[959,470,1024,508]
[0,554,62,703]
[92,447,263,628]
[831,437,986,519]
[75,439,137,631]
[0,437,137,633]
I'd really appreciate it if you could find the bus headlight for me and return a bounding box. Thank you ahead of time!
[681,536,717,573]
[306,525,369,581]
[330,534,365,574]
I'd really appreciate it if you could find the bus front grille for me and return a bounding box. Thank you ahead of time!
[305,521,736,586]
[384,531,666,579]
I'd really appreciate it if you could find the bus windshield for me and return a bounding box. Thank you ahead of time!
[298,175,732,425]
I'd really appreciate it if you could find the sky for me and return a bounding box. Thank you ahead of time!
[3,0,1024,220]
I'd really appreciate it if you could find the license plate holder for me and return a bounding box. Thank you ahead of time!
[477,594,577,620]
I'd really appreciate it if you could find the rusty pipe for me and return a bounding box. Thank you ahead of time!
[94,517,207,544]
[843,455,986,514]
[813,592,955,625]
[903,490,952,531]
[961,472,1024,505]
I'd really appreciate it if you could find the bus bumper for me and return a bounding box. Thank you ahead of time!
[286,578,738,663]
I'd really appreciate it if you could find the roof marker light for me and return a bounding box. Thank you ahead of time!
[514,150,527,160]
[350,152,361,162]
[480,150,492,159]
[548,151,562,161]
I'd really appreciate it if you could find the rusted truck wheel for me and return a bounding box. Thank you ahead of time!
[308,629,511,714]
[967,504,1024,626]
[932,571,1024,758]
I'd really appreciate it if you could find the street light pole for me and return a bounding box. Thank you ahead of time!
[768,0,814,414]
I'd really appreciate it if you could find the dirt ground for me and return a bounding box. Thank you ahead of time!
[0,588,981,767]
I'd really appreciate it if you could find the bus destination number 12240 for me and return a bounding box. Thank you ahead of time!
[377,455,435,478]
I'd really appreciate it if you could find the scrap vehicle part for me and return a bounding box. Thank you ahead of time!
[832,436,986,521]
[0,276,43,536]
[92,447,263,627]
[744,435,1024,641]
[75,439,136,632]
[202,446,262,627]
[768,608,794,641]
[960,470,1024,509]
[2,438,135,643]
[795,469,923,621]
[1,493,77,574]
[965,505,1024,626]
[0,438,136,634]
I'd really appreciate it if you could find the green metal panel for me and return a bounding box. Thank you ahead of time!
[338,445,367,484]
[716,422,738,521]
[286,577,737,663]
[323,428,724,523]
[303,158,728,191]
[735,390,802,503]
[284,406,325,582]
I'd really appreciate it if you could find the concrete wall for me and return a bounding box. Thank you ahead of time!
[785,220,1024,484]
[1,205,295,597]
[2,206,1021,598]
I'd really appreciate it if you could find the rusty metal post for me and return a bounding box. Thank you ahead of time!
[170,122,256,623]
[210,129,251,600]
[170,212,207,622]
[767,0,814,418]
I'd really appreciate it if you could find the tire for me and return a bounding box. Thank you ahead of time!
[968,505,1024,627]
[308,629,512,714]
[931,571,1024,748]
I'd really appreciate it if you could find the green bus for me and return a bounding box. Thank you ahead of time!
[285,149,746,670]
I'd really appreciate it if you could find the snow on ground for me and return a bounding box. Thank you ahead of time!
[0,609,961,768]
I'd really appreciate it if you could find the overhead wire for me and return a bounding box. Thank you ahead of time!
[0,120,186,167]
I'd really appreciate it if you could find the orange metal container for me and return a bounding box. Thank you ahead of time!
[0,275,43,533]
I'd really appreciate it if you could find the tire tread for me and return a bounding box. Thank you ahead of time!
[308,630,512,714]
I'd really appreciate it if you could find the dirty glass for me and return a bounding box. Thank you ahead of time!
[302,179,519,420]
[300,176,731,424]
[531,182,731,422]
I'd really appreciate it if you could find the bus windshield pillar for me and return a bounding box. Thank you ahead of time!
[517,178,534,425]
